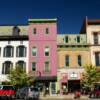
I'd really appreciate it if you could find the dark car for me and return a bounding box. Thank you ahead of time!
[0,85,16,99]
[15,86,40,100]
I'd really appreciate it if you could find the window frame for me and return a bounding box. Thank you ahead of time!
[44,46,50,56]
[33,28,37,35]
[65,55,69,67]
[32,62,36,71]
[77,55,82,66]
[32,46,37,56]
[44,61,50,72]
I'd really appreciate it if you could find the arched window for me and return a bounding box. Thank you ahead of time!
[12,26,20,36]
[4,46,14,57]
[16,61,26,72]
[78,55,82,66]
[32,46,37,56]
[16,45,26,57]
[2,61,13,74]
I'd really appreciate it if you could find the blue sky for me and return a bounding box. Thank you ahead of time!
[0,0,100,33]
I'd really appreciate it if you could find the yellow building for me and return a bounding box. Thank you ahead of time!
[57,34,91,94]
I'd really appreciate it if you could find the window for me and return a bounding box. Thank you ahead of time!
[78,55,82,66]
[16,46,26,57]
[4,46,14,57]
[32,46,37,56]
[16,61,26,71]
[44,61,50,72]
[45,46,49,56]
[95,52,100,66]
[65,55,69,66]
[65,36,68,43]
[12,26,20,36]
[32,62,36,71]
[33,28,36,34]
[77,36,80,43]
[2,61,12,74]
[93,32,98,44]
[45,28,49,34]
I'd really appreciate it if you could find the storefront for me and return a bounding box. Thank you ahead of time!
[57,68,84,95]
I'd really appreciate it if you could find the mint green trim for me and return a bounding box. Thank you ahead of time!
[28,18,57,23]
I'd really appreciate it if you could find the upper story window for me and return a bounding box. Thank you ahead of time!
[45,28,49,34]
[33,28,37,34]
[95,52,100,66]
[12,26,20,36]
[93,32,98,44]
[65,36,68,43]
[77,36,80,43]
[32,62,36,71]
[16,45,26,57]
[44,61,50,72]
[16,61,26,72]
[4,46,14,57]
[2,61,12,74]
[32,46,37,56]
[45,46,50,56]
[65,55,69,66]
[77,55,82,66]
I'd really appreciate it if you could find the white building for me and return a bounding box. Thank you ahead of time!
[0,25,28,82]
[80,17,100,66]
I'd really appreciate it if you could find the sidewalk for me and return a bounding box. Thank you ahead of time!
[40,94,89,100]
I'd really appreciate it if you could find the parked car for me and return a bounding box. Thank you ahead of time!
[15,86,40,100]
[0,85,16,99]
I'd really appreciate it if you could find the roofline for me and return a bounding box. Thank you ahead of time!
[0,24,28,26]
[28,18,57,23]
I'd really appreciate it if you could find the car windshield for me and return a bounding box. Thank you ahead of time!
[3,86,15,90]
[30,87,39,92]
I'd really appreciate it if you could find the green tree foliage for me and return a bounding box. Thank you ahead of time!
[8,65,35,88]
[81,65,100,88]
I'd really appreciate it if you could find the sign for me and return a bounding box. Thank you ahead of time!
[70,72,78,78]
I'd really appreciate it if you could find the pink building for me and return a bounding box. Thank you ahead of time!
[28,19,57,95]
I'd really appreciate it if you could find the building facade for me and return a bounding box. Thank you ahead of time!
[0,25,29,83]
[0,17,99,95]
[80,17,100,67]
[28,19,57,95]
[57,34,91,94]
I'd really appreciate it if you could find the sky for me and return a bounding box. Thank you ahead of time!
[0,0,100,33]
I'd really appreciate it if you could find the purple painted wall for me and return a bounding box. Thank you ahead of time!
[28,20,57,77]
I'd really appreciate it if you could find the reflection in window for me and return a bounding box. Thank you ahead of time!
[78,55,82,66]
[32,62,36,71]
[95,52,100,66]
[2,61,12,74]
[16,46,26,57]
[77,36,80,43]
[45,28,49,34]
[4,46,14,57]
[45,46,49,56]
[93,32,98,44]
[33,28,37,34]
[32,46,37,56]
[44,61,50,72]
[65,55,69,66]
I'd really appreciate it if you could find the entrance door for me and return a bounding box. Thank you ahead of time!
[68,80,80,92]
[62,82,68,94]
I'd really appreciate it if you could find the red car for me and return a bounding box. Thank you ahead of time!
[0,85,16,99]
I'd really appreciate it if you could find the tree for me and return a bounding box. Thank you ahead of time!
[81,65,100,88]
[8,65,35,88]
